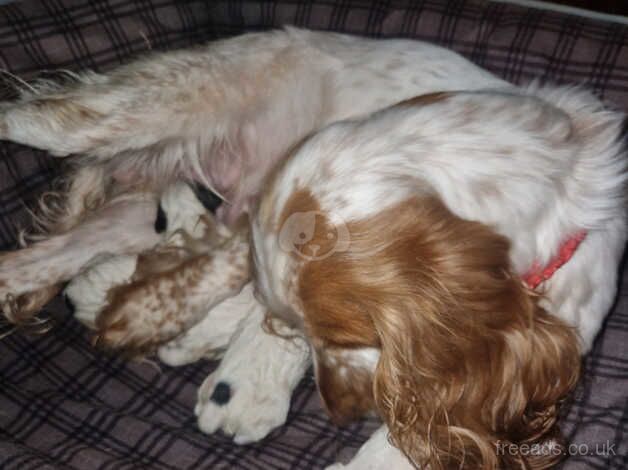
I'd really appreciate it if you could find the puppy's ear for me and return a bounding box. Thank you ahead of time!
[364,197,581,469]
[299,196,580,469]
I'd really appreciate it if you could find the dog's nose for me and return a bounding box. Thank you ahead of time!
[191,183,223,213]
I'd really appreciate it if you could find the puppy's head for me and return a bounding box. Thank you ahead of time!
[273,191,580,469]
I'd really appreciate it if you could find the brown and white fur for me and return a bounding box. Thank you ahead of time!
[0,28,625,469]
[0,27,505,321]
[251,88,626,468]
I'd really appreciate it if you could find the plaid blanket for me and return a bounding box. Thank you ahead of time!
[0,1,626,469]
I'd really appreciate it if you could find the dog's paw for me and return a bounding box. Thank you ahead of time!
[195,371,291,445]
[193,304,310,444]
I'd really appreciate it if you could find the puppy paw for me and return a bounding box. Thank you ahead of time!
[195,372,291,444]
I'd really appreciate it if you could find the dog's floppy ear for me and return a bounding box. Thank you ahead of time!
[299,196,581,469]
[368,197,580,469]
[311,345,376,424]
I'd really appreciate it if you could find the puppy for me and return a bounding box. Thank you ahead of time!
[251,87,626,468]
[63,182,248,353]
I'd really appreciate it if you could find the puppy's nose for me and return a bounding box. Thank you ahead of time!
[192,183,223,213]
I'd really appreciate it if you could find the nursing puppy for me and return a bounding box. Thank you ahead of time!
[251,88,626,468]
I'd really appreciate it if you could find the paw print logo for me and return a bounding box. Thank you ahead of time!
[278,211,350,260]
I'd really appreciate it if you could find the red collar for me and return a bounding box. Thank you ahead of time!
[523,231,587,290]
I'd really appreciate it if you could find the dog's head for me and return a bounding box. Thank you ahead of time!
[256,189,580,469]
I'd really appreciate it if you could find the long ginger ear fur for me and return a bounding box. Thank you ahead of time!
[311,345,377,424]
[297,195,581,469]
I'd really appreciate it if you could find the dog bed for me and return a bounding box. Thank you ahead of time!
[0,1,626,468]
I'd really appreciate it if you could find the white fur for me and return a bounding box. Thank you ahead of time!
[65,254,137,328]
[253,86,627,352]
[252,86,626,467]
[158,283,260,365]
[0,27,507,223]
[0,192,160,299]
[326,426,412,470]
[194,283,310,444]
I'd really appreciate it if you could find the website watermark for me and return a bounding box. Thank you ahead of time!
[278,210,350,260]
[496,440,616,458]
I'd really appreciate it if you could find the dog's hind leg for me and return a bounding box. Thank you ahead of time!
[0,192,162,322]
[0,29,337,220]
[0,164,111,322]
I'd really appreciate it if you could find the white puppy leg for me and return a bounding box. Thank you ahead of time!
[326,426,412,470]
[158,283,258,365]
[195,290,310,444]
